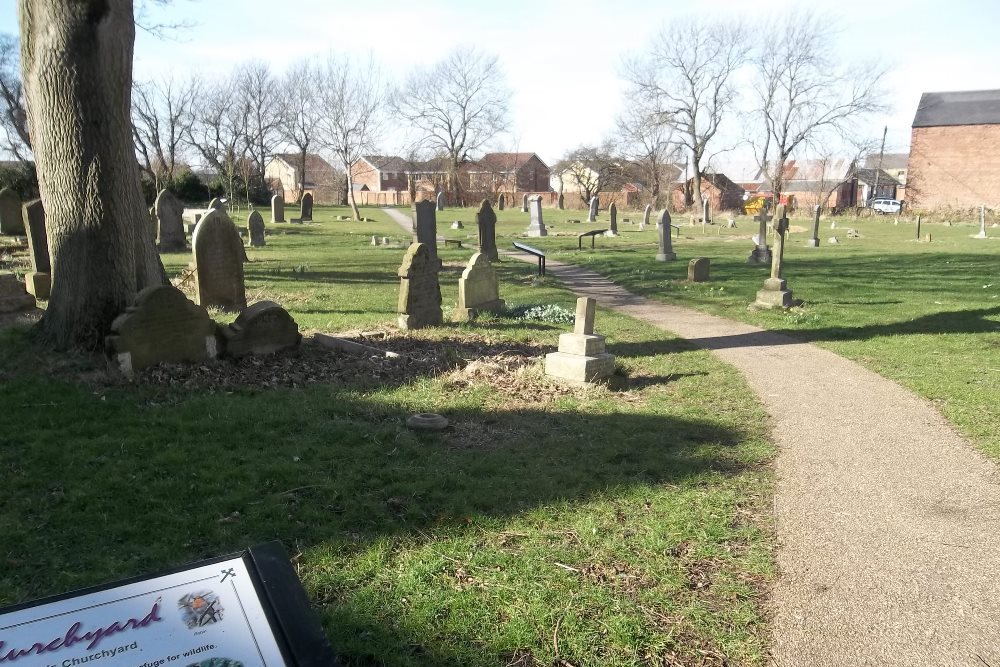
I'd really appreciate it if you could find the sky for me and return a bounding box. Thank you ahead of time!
[3,0,1000,167]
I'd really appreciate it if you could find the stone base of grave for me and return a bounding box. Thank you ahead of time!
[526,225,547,237]
[0,274,36,313]
[974,231,988,239]
[398,312,442,330]
[25,272,50,299]
[747,247,772,264]
[545,332,615,385]
[290,218,303,224]
[805,238,820,247]
[655,252,677,262]
[754,278,794,309]
[604,230,619,237]
[453,298,505,323]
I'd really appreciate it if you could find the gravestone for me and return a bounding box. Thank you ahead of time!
[588,196,598,222]
[975,205,988,239]
[476,199,499,262]
[413,200,439,260]
[105,285,218,374]
[497,193,505,210]
[702,198,711,225]
[806,205,821,247]
[397,242,442,329]
[248,210,266,247]
[521,193,529,213]
[544,297,615,385]
[558,192,565,210]
[300,192,313,221]
[271,194,285,223]
[643,205,652,228]
[688,257,710,282]
[0,273,35,313]
[0,187,24,235]
[748,209,772,264]
[606,203,619,236]
[450,220,463,229]
[453,253,505,322]
[22,199,50,299]
[526,195,547,237]
[155,189,186,252]
[436,191,445,211]
[755,205,794,309]
[207,197,225,211]
[192,209,246,311]
[915,214,922,240]
[656,210,676,261]
[220,300,301,357]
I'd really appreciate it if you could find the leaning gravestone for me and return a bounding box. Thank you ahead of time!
[588,196,598,222]
[656,209,676,261]
[0,273,35,313]
[688,257,710,282]
[436,191,445,211]
[271,194,285,223]
[526,195,547,237]
[220,300,301,357]
[453,253,505,322]
[606,203,619,236]
[22,199,50,299]
[643,204,652,228]
[397,242,443,329]
[413,200,439,260]
[105,285,218,374]
[155,189,186,252]
[0,187,24,235]
[300,192,313,221]
[476,199,499,262]
[522,193,529,213]
[193,209,246,311]
[806,204,821,247]
[248,210,266,247]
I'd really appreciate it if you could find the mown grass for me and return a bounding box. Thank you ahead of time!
[0,204,776,666]
[440,203,1000,458]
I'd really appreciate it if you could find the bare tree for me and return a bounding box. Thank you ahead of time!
[624,17,749,210]
[277,57,321,202]
[236,60,283,199]
[0,33,30,160]
[316,54,386,220]
[185,75,250,203]
[752,11,888,203]
[132,73,200,190]
[394,46,510,205]
[553,144,623,206]
[615,101,680,208]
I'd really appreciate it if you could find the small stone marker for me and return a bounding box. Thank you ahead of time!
[105,285,218,374]
[248,210,266,247]
[522,193,529,213]
[22,199,50,299]
[702,198,711,225]
[830,221,836,229]
[829,236,839,244]
[0,273,35,313]
[397,242,443,329]
[192,208,246,311]
[544,296,616,385]
[0,187,24,235]
[413,200,439,259]
[220,300,301,357]
[450,220,463,230]
[453,252,505,322]
[755,205,794,309]
[806,204,821,247]
[526,195,547,237]
[847,228,861,239]
[606,203,619,236]
[271,194,285,223]
[476,199,498,262]
[558,192,565,210]
[748,209,772,264]
[155,189,186,252]
[371,235,379,246]
[588,196,598,222]
[688,257,710,282]
[300,192,313,221]
[975,205,988,239]
[656,210,676,261]
[437,191,445,211]
[497,193,505,210]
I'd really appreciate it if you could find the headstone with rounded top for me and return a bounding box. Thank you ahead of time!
[476,199,498,262]
[453,252,505,322]
[248,210,266,247]
[22,199,50,298]
[643,204,652,228]
[0,187,24,235]
[526,196,547,237]
[220,300,301,358]
[688,257,710,282]
[155,189,186,252]
[271,194,285,223]
[606,202,619,236]
[193,208,246,311]
[397,242,443,329]
[656,210,676,261]
[300,192,313,221]
[497,193,505,210]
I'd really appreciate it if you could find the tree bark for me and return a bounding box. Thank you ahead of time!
[20,0,165,349]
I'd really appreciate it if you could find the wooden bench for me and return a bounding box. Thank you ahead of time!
[578,229,608,250]
[512,241,546,276]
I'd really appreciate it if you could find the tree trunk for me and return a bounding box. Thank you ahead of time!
[449,159,463,207]
[19,0,164,350]
[691,154,704,211]
[347,171,360,220]
[299,147,308,202]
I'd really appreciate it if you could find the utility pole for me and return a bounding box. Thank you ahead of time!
[871,125,887,204]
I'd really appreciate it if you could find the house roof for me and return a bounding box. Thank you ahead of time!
[274,153,336,173]
[702,159,763,184]
[359,155,410,172]
[853,167,900,187]
[863,153,909,170]
[912,89,1000,128]
[474,152,548,172]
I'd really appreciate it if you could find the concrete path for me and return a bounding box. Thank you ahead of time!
[381,209,1000,666]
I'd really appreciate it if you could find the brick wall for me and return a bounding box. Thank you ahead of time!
[908,124,1000,210]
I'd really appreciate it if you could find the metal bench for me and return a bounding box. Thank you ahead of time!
[578,229,608,249]
[512,241,546,276]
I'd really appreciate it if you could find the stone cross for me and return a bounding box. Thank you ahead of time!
[526,196,547,237]
[656,209,676,261]
[0,187,24,235]
[155,189,186,252]
[522,193,529,213]
[588,196,598,222]
[748,208,773,264]
[807,204,821,247]
[574,297,596,335]
[771,204,789,280]
[413,200,438,259]
[271,194,285,223]
[248,210,266,247]
[608,203,618,235]
[476,199,498,261]
[300,192,313,221]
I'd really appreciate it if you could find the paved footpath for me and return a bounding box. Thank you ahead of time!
[383,208,1000,666]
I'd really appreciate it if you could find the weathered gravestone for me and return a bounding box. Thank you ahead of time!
[588,196,598,222]
[806,204,821,247]
[688,257,710,282]
[476,199,499,262]
[544,296,615,385]
[497,193,505,211]
[22,199,50,298]
[192,209,246,311]
[453,253,505,322]
[105,285,218,374]
[450,220,463,230]
[248,210,266,247]
[642,204,652,229]
[748,209,772,264]
[436,191,445,211]
[702,198,711,225]
[975,205,989,239]
[526,195,547,237]
[413,200,439,260]
[0,273,35,313]
[220,300,301,357]
[300,192,313,221]
[656,209,676,261]
[522,193,529,213]
[606,202,619,236]
[0,188,24,235]
[155,189,186,252]
[754,204,795,309]
[397,242,443,329]
[271,194,285,223]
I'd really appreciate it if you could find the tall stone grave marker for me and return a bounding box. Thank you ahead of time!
[271,194,285,223]
[806,205,821,247]
[975,205,989,239]
[22,199,50,298]
[248,210,266,247]
[656,209,676,261]
[397,242,442,329]
[754,205,794,309]
[300,192,313,221]
[0,187,24,235]
[606,202,619,236]
[588,196,598,222]
[497,193,505,211]
[642,204,652,230]
[476,199,499,261]
[453,253,505,322]
[702,198,711,225]
[193,208,246,311]
[413,200,439,260]
[526,195,547,237]
[155,189,186,252]
[436,191,445,211]
[545,297,616,385]
[748,208,772,264]
[521,193,529,213]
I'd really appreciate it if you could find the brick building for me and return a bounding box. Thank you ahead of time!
[467,152,551,193]
[265,153,341,204]
[907,89,1000,210]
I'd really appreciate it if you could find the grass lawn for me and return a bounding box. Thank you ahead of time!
[440,203,1000,458]
[0,204,776,666]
